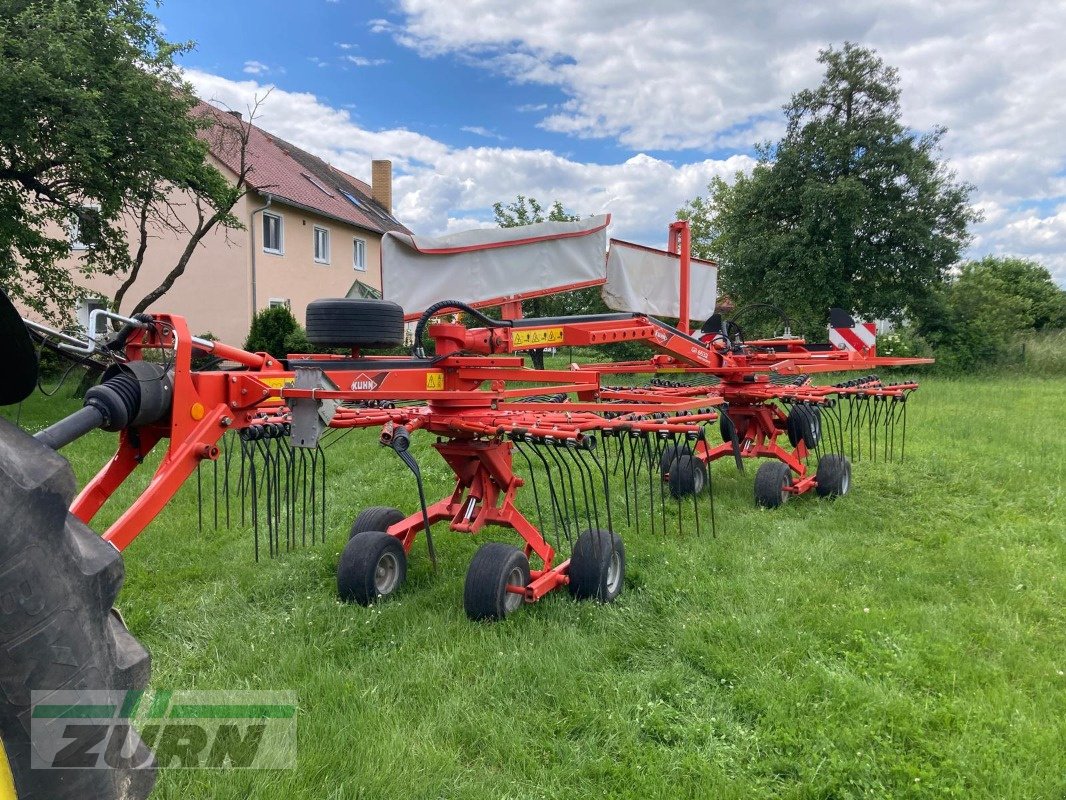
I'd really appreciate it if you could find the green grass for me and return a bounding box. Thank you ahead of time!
[5,375,1065,799]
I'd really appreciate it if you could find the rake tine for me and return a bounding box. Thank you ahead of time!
[514,437,553,552]
[318,444,328,544]
[572,440,601,534]
[547,439,582,539]
[673,432,684,538]
[565,440,595,535]
[593,434,614,534]
[600,431,622,530]
[529,437,567,550]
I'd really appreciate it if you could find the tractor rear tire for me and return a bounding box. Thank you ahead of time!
[337,530,407,605]
[463,543,529,622]
[754,461,793,508]
[349,506,406,540]
[306,298,405,349]
[0,418,155,800]
[667,454,707,499]
[568,529,625,603]
[815,454,852,498]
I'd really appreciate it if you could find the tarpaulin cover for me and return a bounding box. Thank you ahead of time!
[381,215,610,315]
[602,239,718,322]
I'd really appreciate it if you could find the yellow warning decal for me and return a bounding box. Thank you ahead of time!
[259,377,292,389]
[512,327,564,348]
[425,372,444,390]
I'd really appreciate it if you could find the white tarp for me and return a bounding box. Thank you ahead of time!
[602,239,718,322]
[381,215,610,315]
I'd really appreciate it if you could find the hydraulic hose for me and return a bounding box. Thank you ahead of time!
[412,300,512,357]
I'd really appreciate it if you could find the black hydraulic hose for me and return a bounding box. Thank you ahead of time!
[411,300,512,357]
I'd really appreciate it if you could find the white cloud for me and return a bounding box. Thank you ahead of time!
[461,125,505,141]
[343,55,388,67]
[185,70,751,248]
[242,60,270,75]
[367,0,1066,283]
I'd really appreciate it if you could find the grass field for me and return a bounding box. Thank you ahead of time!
[5,374,1065,799]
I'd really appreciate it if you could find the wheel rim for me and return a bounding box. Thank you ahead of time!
[606,549,622,595]
[780,474,790,504]
[693,466,705,494]
[503,566,524,613]
[374,552,400,595]
[840,469,850,495]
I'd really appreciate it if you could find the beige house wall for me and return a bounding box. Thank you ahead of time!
[49,182,385,347]
[254,198,384,339]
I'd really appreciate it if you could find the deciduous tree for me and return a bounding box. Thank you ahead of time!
[680,43,978,333]
[0,0,235,318]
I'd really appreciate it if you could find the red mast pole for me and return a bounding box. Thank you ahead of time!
[668,220,692,335]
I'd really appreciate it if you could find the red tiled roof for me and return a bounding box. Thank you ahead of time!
[193,102,410,236]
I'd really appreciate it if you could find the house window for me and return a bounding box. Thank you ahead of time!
[69,205,100,251]
[263,212,283,254]
[353,238,367,271]
[268,298,290,310]
[77,297,109,338]
[314,226,330,264]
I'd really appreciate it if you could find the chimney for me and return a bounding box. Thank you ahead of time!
[371,159,392,214]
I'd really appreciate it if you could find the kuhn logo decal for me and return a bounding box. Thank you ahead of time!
[653,329,671,345]
[349,372,385,391]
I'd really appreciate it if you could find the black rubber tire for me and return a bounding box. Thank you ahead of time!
[754,461,793,508]
[463,542,530,622]
[719,413,738,443]
[815,454,852,498]
[0,417,155,800]
[305,298,405,349]
[337,530,407,605]
[786,405,821,448]
[667,454,708,499]
[568,529,625,603]
[658,444,680,477]
[349,506,406,540]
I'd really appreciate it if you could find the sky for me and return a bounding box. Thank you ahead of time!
[157,0,1066,286]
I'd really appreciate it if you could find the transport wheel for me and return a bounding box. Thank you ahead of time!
[719,413,738,443]
[754,461,793,508]
[349,506,406,540]
[658,444,680,477]
[667,454,707,499]
[568,529,625,603]
[786,405,821,448]
[0,418,155,800]
[815,454,852,498]
[337,530,407,605]
[463,542,530,622]
[305,298,405,349]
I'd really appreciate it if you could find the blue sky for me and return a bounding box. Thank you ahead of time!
[159,0,1066,286]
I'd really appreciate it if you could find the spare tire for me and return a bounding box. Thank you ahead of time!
[0,417,155,799]
[306,299,405,349]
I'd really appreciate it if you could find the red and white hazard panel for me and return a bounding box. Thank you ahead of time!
[829,321,877,352]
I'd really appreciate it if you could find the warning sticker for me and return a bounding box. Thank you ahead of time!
[425,372,444,390]
[259,377,292,389]
[512,327,564,348]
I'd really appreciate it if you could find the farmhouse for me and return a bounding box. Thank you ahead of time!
[64,102,411,345]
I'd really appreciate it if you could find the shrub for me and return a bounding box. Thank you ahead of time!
[244,306,304,359]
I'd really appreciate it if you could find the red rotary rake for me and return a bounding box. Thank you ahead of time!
[17,218,930,623]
